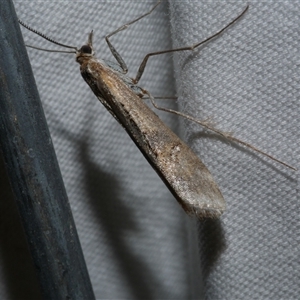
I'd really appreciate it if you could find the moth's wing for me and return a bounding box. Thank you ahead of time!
[80,58,225,218]
[142,125,226,218]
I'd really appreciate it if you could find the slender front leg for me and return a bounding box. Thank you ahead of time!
[105,1,161,74]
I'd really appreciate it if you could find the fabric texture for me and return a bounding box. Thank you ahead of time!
[169,2,299,299]
[0,1,298,299]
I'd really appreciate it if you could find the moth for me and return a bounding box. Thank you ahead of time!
[19,2,294,218]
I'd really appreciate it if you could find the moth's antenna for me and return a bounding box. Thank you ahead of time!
[18,19,77,53]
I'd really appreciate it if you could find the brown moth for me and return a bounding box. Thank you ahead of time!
[76,36,225,218]
[19,2,294,218]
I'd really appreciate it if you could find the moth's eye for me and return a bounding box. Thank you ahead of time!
[80,45,92,54]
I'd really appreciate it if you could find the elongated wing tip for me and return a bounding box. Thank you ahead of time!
[185,205,225,219]
[176,188,226,219]
[161,144,227,219]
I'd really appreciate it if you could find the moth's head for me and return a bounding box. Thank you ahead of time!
[76,31,95,63]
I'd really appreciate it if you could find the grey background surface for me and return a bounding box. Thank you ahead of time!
[0,1,299,299]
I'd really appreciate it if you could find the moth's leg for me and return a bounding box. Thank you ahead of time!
[143,89,295,170]
[142,96,177,101]
[133,5,248,84]
[105,1,161,74]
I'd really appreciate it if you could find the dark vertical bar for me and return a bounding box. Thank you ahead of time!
[0,1,95,299]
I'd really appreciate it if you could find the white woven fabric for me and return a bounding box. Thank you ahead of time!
[170,1,299,299]
[0,1,298,299]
